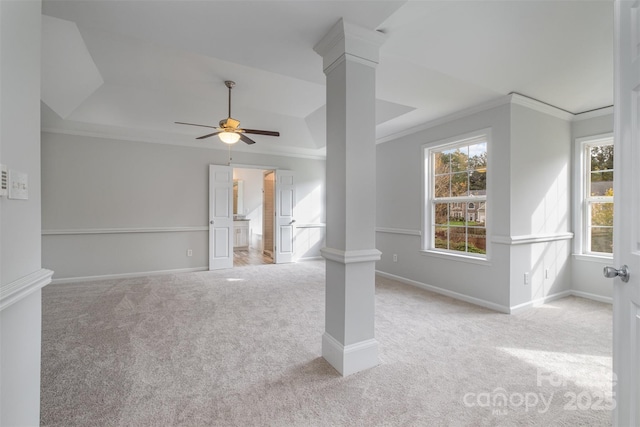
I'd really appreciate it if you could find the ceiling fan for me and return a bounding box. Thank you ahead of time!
[175,80,280,145]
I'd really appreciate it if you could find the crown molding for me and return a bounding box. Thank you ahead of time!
[376,96,511,144]
[377,93,612,145]
[572,106,614,121]
[508,93,574,121]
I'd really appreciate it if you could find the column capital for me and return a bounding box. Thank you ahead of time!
[313,18,387,73]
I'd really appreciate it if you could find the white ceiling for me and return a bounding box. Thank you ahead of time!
[41,0,614,158]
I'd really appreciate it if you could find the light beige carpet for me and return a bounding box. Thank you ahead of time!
[41,261,613,426]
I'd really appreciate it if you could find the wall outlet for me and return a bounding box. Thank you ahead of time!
[524,272,530,285]
[393,254,398,262]
[187,249,193,257]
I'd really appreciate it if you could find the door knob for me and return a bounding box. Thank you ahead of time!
[603,265,630,282]
[210,220,214,225]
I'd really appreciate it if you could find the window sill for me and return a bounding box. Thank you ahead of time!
[573,253,613,263]
[419,249,492,266]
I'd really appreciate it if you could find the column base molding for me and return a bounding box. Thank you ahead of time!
[322,332,379,376]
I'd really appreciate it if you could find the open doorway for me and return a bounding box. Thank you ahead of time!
[232,167,275,267]
[262,170,275,260]
[209,164,295,269]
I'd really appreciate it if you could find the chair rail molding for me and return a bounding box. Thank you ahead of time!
[295,223,326,228]
[375,227,422,236]
[321,247,382,264]
[492,232,574,245]
[1,269,54,311]
[42,226,209,235]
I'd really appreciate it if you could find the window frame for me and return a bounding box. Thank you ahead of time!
[574,133,614,259]
[422,129,491,262]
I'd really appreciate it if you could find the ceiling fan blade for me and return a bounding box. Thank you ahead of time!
[241,128,280,137]
[196,131,222,140]
[175,121,218,130]
[239,134,256,145]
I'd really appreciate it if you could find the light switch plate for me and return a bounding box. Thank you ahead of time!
[0,165,7,197]
[8,169,28,200]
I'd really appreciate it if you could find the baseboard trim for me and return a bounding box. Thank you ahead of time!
[571,290,613,305]
[1,268,54,311]
[322,333,379,377]
[376,270,612,314]
[296,256,324,262]
[51,267,209,284]
[509,290,573,314]
[375,270,510,313]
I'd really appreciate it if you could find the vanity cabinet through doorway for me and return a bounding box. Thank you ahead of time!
[233,220,249,250]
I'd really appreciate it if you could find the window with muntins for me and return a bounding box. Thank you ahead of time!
[583,137,614,255]
[426,134,488,257]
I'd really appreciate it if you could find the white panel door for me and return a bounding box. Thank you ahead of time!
[611,1,640,425]
[209,165,234,270]
[275,170,295,264]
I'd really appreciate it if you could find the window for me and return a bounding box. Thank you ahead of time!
[425,133,488,257]
[582,137,614,255]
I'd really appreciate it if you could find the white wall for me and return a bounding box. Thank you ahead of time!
[376,102,512,310]
[1,2,43,285]
[0,1,49,425]
[571,112,615,301]
[1,292,43,426]
[508,104,572,308]
[376,97,576,312]
[41,132,325,280]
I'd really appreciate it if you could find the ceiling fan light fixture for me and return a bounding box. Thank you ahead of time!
[219,131,240,144]
[175,80,278,145]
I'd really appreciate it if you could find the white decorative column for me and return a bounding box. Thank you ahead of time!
[314,19,385,376]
